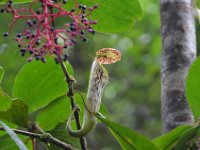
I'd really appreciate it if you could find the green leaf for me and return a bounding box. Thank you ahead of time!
[12,58,72,112]
[95,114,160,150]
[0,134,31,150]
[36,96,71,131]
[49,123,80,149]
[64,0,142,33]
[0,99,29,127]
[0,0,31,4]
[110,129,136,150]
[175,125,199,150]
[186,57,200,121]
[152,125,191,150]
[0,120,28,150]
[0,66,4,84]
[0,90,12,111]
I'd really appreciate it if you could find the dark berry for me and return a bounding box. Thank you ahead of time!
[91,30,96,34]
[55,58,59,64]
[83,38,87,42]
[64,54,69,58]
[70,26,76,31]
[64,45,68,48]
[16,33,22,38]
[35,40,40,45]
[18,44,21,48]
[63,0,67,4]
[26,20,33,27]
[82,5,86,10]
[50,27,54,31]
[71,9,75,12]
[0,9,4,13]
[33,20,37,24]
[80,31,85,35]
[21,52,25,56]
[36,10,40,14]
[31,34,35,38]
[79,4,83,9]
[93,4,98,9]
[3,32,8,37]
[41,57,46,63]
[20,48,26,52]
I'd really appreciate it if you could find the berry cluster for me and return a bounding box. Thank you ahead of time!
[0,0,98,62]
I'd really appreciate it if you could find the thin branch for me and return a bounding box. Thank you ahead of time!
[0,126,77,150]
[48,6,87,150]
[58,55,87,150]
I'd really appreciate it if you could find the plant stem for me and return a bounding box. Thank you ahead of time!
[0,126,76,150]
[48,6,87,150]
[58,56,87,150]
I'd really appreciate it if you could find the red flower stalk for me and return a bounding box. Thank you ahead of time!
[0,0,98,62]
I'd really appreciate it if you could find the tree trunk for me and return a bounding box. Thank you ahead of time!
[160,0,196,133]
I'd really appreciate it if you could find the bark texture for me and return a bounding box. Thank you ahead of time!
[160,0,196,133]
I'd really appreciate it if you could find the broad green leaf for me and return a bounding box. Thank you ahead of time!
[175,125,199,150]
[186,57,200,121]
[0,66,4,84]
[36,96,71,131]
[152,125,191,150]
[12,58,72,112]
[0,0,31,4]
[110,129,136,150]
[0,90,12,111]
[0,99,29,127]
[95,114,160,150]
[0,120,28,150]
[64,0,142,33]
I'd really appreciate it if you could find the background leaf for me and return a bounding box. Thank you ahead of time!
[64,0,142,33]
[0,66,4,84]
[0,90,12,111]
[0,120,28,150]
[0,0,31,4]
[186,57,200,121]
[0,99,29,127]
[12,58,71,112]
[95,114,160,150]
[152,125,191,150]
[36,96,71,131]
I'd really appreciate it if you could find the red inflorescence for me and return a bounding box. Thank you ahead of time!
[0,0,98,62]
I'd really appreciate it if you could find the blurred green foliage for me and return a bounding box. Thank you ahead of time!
[1,0,200,149]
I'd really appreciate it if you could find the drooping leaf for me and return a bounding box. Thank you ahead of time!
[12,58,72,112]
[152,125,191,150]
[186,57,200,121]
[36,96,71,131]
[65,0,142,33]
[94,114,160,150]
[0,66,4,84]
[0,99,29,127]
[0,120,28,150]
[0,90,12,111]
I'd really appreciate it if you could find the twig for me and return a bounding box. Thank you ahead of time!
[48,6,87,150]
[0,126,76,150]
[58,55,87,150]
